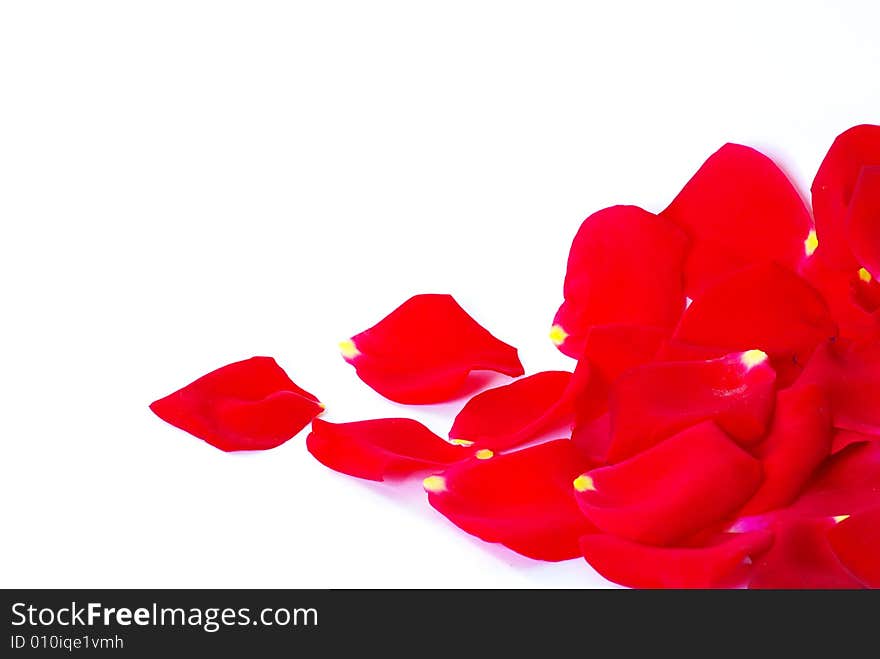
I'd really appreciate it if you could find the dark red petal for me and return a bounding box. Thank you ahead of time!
[672,262,837,375]
[551,206,687,358]
[846,166,880,279]
[580,531,773,589]
[831,429,879,455]
[425,439,597,561]
[749,517,863,589]
[574,421,763,546]
[739,385,832,516]
[812,124,880,271]
[307,418,471,482]
[606,350,776,462]
[827,506,880,588]
[661,143,812,296]
[785,441,880,519]
[150,356,323,452]
[341,294,524,404]
[448,371,573,451]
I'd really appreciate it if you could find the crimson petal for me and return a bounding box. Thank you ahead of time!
[606,350,776,462]
[811,124,880,271]
[831,429,879,455]
[785,441,880,519]
[448,371,574,451]
[580,531,773,589]
[574,421,763,546]
[579,323,667,384]
[800,256,879,341]
[749,517,862,589]
[551,206,687,358]
[846,166,880,280]
[150,356,323,452]
[424,439,596,561]
[800,338,880,435]
[827,506,880,588]
[661,143,812,296]
[672,262,836,379]
[740,385,832,516]
[307,418,470,482]
[341,294,524,404]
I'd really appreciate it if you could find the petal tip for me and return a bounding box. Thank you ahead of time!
[741,349,768,369]
[339,339,360,359]
[423,475,447,493]
[549,324,568,346]
[573,474,596,492]
[804,229,818,257]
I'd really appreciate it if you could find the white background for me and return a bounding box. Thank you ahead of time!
[1,1,878,588]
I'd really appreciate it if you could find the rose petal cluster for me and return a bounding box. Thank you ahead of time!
[151,125,880,588]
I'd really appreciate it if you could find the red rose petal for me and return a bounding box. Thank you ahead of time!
[150,356,323,452]
[785,441,880,519]
[424,439,596,561]
[800,255,879,341]
[448,371,574,451]
[580,531,773,589]
[551,206,687,358]
[661,143,812,296]
[846,166,880,280]
[811,124,880,271]
[749,517,863,589]
[739,385,832,516]
[831,429,879,455]
[827,506,880,588]
[307,418,470,482]
[800,338,880,435]
[606,350,776,462]
[574,421,763,546]
[571,412,612,463]
[579,323,668,384]
[672,262,836,378]
[565,325,667,460]
[341,294,524,404]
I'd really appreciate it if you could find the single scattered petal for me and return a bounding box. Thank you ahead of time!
[672,262,837,379]
[749,517,863,589]
[448,371,573,451]
[827,506,880,588]
[580,531,773,589]
[811,124,880,271]
[425,439,597,561]
[739,385,832,516]
[341,294,524,404]
[552,205,687,358]
[606,350,776,462]
[661,143,812,296]
[846,166,880,280]
[307,418,471,482]
[150,356,323,452]
[574,421,763,546]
